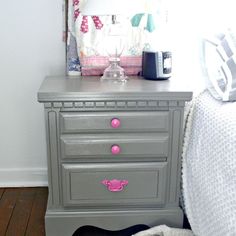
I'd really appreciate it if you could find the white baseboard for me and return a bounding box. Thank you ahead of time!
[0,168,48,187]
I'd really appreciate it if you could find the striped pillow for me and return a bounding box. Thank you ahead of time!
[203,28,236,101]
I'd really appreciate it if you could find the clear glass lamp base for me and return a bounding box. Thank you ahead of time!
[101,59,128,83]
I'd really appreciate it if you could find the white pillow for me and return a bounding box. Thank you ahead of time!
[203,28,236,101]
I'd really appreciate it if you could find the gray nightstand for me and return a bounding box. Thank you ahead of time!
[38,76,192,236]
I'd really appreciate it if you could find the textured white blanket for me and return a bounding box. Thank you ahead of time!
[182,90,236,236]
[132,225,194,236]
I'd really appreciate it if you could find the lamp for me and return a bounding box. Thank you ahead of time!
[80,0,144,82]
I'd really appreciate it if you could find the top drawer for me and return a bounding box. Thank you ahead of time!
[60,111,169,134]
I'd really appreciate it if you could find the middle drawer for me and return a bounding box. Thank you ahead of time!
[60,133,169,160]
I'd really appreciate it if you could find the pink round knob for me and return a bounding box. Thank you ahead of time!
[111,145,121,155]
[111,118,121,128]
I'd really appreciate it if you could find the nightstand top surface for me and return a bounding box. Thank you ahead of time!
[38,76,193,102]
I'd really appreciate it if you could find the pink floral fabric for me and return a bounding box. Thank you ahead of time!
[80,56,142,76]
[73,0,103,33]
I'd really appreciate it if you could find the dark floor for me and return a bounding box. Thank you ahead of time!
[0,187,191,236]
[0,187,48,236]
[183,214,191,229]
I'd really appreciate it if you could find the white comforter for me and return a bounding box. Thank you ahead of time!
[182,90,236,236]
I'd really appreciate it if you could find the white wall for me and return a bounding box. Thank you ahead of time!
[0,0,65,186]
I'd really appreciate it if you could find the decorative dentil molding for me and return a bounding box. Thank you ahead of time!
[44,100,186,110]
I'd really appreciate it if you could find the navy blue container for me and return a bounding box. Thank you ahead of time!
[142,51,172,80]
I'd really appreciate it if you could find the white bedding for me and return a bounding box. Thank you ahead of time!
[182,90,236,236]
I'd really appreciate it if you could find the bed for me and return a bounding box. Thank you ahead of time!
[181,27,236,235]
[182,90,236,236]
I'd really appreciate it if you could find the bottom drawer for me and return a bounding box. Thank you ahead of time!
[61,162,167,207]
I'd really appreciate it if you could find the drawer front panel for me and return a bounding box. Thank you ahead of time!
[60,111,169,133]
[62,162,167,207]
[60,134,169,160]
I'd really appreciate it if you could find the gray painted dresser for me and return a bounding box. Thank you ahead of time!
[38,76,192,236]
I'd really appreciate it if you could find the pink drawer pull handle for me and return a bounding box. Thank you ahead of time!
[111,118,121,128]
[102,179,128,192]
[111,145,121,155]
